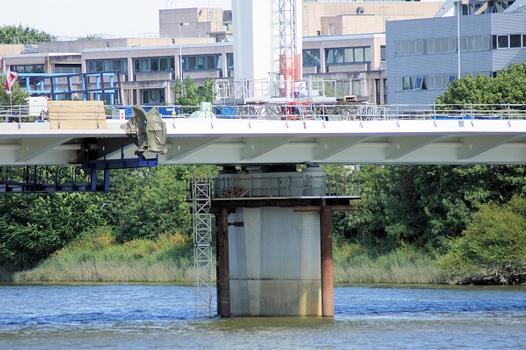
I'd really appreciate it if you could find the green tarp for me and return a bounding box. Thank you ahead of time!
[125,106,167,155]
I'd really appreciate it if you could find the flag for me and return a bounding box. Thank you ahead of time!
[5,71,17,95]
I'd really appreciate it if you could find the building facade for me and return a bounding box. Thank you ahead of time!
[387,12,526,105]
[2,33,386,105]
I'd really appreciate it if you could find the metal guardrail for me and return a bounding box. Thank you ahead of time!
[0,166,93,193]
[3,104,526,127]
[215,174,356,199]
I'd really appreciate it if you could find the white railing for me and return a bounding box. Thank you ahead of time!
[213,78,342,103]
[2,103,526,127]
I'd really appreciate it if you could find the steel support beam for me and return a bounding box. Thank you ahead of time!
[320,206,334,318]
[458,135,521,160]
[241,137,295,160]
[315,136,371,160]
[386,136,444,160]
[166,138,219,161]
[217,208,231,317]
[17,138,71,163]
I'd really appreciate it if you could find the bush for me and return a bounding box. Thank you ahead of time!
[439,196,526,283]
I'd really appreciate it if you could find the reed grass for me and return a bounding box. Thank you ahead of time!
[8,230,443,285]
[333,242,445,284]
[12,229,198,283]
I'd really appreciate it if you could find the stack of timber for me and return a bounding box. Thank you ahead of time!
[48,101,107,130]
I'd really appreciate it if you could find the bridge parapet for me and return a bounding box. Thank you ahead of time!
[3,103,526,126]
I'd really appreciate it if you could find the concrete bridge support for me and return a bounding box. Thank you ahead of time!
[213,169,353,317]
[212,167,357,318]
[220,205,323,316]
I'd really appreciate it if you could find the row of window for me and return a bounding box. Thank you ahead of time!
[87,54,235,74]
[87,59,128,73]
[303,47,373,67]
[10,64,45,73]
[326,46,372,65]
[181,54,221,72]
[493,34,526,49]
[395,34,526,56]
[135,57,175,73]
[400,72,492,91]
[395,35,491,56]
[401,74,457,91]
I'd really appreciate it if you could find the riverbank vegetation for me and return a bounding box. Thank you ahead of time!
[1,65,526,285]
[11,229,194,283]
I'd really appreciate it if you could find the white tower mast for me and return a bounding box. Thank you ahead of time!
[232,0,303,101]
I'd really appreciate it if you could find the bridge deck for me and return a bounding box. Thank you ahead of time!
[1,111,526,165]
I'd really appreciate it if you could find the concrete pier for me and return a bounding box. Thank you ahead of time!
[228,206,321,316]
[212,169,356,317]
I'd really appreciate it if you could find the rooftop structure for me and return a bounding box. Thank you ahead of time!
[159,7,232,42]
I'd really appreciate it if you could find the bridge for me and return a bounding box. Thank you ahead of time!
[1,104,526,166]
[2,102,526,319]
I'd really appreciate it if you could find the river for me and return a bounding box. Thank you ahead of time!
[0,284,525,349]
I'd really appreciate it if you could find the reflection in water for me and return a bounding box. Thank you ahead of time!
[0,284,525,349]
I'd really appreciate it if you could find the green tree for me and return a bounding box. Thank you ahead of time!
[0,75,28,105]
[175,78,215,105]
[439,196,526,282]
[101,165,218,242]
[0,193,105,269]
[341,165,526,252]
[437,63,526,108]
[0,25,53,44]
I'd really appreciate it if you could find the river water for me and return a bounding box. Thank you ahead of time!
[0,284,525,349]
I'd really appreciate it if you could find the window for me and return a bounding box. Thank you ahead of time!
[524,35,526,47]
[415,39,424,55]
[54,64,81,74]
[354,47,364,62]
[142,89,165,104]
[414,76,425,90]
[10,64,45,73]
[352,80,362,96]
[424,74,458,90]
[510,34,521,48]
[344,48,354,62]
[333,48,344,63]
[303,49,320,67]
[497,35,509,48]
[326,47,371,64]
[448,38,457,53]
[182,54,221,72]
[227,53,234,69]
[380,45,386,61]
[88,59,128,73]
[364,47,371,62]
[402,76,412,90]
[134,57,175,73]
[394,41,402,56]
[401,75,438,91]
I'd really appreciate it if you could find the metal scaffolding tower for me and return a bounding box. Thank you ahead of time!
[191,178,214,317]
[275,0,299,98]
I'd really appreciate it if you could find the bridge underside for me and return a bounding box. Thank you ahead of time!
[1,119,526,165]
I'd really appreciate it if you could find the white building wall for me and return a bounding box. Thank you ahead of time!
[232,0,274,81]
